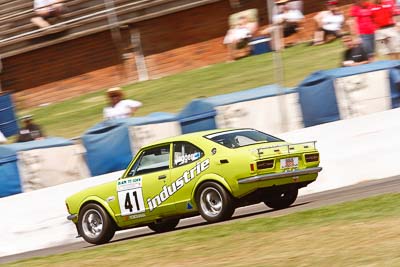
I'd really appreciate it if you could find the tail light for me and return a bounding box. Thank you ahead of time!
[257,159,274,169]
[305,153,319,162]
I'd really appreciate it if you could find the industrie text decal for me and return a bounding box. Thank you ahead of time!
[147,159,210,211]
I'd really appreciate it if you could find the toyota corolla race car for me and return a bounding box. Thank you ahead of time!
[66,128,322,244]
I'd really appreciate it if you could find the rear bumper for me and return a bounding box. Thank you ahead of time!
[238,167,323,184]
[67,214,77,221]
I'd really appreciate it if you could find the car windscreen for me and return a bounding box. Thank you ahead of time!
[204,129,283,148]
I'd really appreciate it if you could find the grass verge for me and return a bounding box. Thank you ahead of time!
[20,41,343,138]
[4,193,400,267]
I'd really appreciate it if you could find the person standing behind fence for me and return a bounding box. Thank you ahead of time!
[103,87,143,120]
[17,115,45,142]
[371,0,400,59]
[31,0,64,28]
[349,0,376,59]
[341,34,370,66]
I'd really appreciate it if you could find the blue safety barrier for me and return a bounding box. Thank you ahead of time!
[297,60,400,127]
[82,113,178,176]
[0,93,19,137]
[297,72,340,127]
[0,146,22,197]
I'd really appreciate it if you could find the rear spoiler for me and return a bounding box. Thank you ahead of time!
[252,141,317,159]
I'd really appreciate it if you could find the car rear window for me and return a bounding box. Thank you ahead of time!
[204,129,283,148]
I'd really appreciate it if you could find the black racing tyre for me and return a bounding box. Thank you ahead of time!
[264,187,298,210]
[195,181,235,223]
[148,218,180,233]
[78,203,116,245]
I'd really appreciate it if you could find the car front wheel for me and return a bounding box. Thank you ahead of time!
[78,203,116,245]
[148,218,180,233]
[264,186,298,210]
[196,181,235,223]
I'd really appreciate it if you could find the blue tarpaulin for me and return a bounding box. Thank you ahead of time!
[82,121,131,176]
[82,113,178,176]
[297,72,340,127]
[0,93,19,137]
[389,67,400,109]
[0,146,21,198]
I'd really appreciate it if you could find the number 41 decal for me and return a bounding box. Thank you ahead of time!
[118,188,145,216]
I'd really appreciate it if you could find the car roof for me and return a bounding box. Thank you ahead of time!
[142,128,240,148]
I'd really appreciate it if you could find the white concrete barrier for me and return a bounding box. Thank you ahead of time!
[0,171,123,258]
[18,144,90,192]
[1,108,400,257]
[280,107,400,195]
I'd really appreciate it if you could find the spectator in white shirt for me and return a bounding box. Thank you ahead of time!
[0,130,7,144]
[313,1,344,45]
[103,87,143,120]
[31,0,64,28]
[223,15,258,61]
[272,0,304,37]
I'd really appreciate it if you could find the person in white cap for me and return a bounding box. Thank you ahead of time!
[103,87,143,120]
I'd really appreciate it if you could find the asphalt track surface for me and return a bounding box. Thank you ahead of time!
[2,175,400,264]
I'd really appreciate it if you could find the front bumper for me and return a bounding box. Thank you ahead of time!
[238,167,323,184]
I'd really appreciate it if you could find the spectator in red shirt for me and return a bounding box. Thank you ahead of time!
[371,0,400,59]
[348,0,376,58]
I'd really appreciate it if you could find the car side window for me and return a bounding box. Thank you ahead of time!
[173,142,204,167]
[129,145,170,176]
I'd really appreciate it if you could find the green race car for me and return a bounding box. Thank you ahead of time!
[66,128,322,244]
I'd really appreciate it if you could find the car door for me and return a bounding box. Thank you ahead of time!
[169,141,206,213]
[116,144,176,222]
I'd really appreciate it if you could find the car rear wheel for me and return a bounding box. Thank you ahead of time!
[78,203,116,245]
[264,187,298,210]
[148,218,180,233]
[196,181,235,223]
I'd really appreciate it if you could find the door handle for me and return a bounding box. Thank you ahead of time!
[158,174,167,180]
